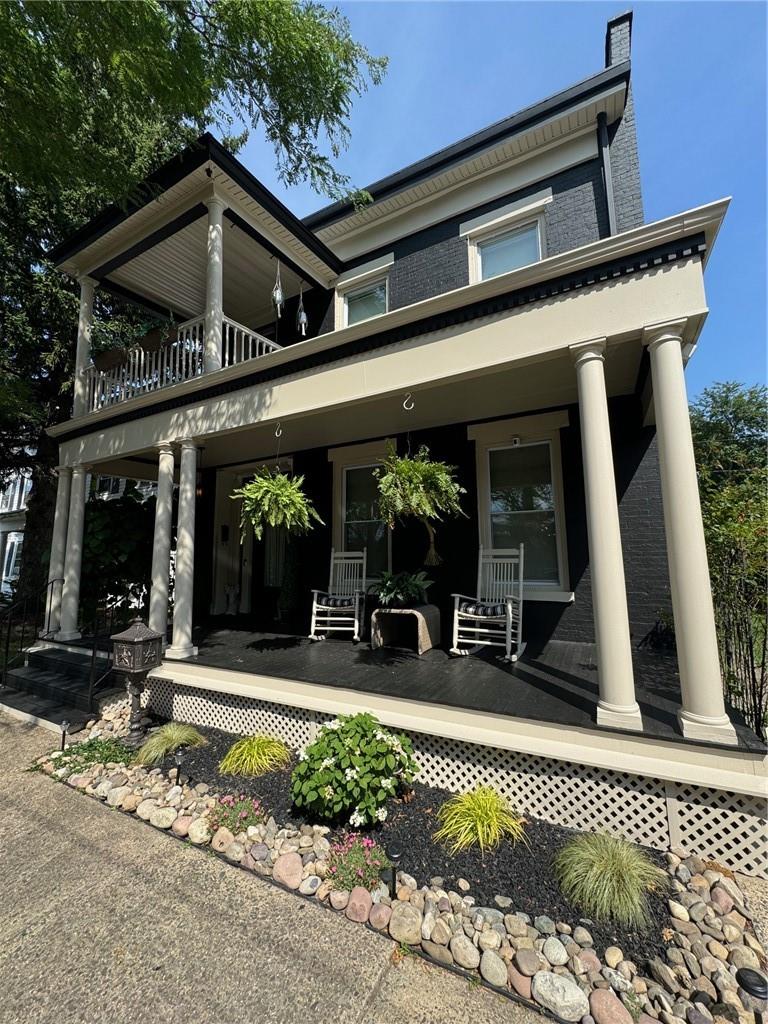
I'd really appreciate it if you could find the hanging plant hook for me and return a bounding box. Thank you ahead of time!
[275,422,282,438]
[403,392,415,412]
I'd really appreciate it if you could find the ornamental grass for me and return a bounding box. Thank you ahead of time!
[218,734,291,777]
[554,832,668,930]
[135,722,206,766]
[433,785,528,854]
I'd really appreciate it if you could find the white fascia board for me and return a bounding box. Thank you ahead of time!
[48,199,729,440]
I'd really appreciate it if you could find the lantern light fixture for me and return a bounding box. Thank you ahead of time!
[111,618,164,748]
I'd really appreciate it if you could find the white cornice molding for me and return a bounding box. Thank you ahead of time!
[48,199,729,440]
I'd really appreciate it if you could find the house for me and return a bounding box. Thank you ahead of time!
[5,13,766,875]
[0,467,32,597]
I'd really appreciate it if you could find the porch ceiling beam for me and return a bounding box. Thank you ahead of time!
[90,202,208,280]
[224,209,328,290]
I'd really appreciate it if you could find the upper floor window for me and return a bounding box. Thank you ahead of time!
[477,221,541,280]
[0,475,31,514]
[345,278,388,326]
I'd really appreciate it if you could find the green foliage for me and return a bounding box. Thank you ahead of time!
[0,1,386,202]
[232,468,324,542]
[327,833,391,891]
[291,713,419,826]
[135,722,207,766]
[375,444,466,565]
[218,734,291,777]
[371,570,432,607]
[433,786,528,854]
[55,736,133,774]
[691,383,768,737]
[553,832,668,930]
[208,793,266,834]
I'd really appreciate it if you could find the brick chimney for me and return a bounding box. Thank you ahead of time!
[603,11,643,230]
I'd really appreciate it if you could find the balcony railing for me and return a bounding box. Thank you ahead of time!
[82,316,281,413]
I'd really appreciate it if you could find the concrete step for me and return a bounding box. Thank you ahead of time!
[4,665,100,712]
[0,685,89,734]
[27,646,106,682]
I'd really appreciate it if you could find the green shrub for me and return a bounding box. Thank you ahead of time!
[208,794,266,834]
[218,734,291,777]
[554,832,668,930]
[135,722,206,766]
[327,833,391,890]
[55,736,133,774]
[433,785,528,853]
[291,712,419,826]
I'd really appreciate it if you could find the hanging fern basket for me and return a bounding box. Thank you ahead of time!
[375,444,466,565]
[231,467,324,542]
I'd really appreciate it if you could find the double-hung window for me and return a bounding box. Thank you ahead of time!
[477,221,541,280]
[335,254,394,330]
[342,464,389,577]
[461,190,551,285]
[345,279,388,326]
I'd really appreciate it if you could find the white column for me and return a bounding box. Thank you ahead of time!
[57,465,89,641]
[73,277,96,418]
[643,321,737,744]
[148,443,175,641]
[44,465,72,635]
[166,440,198,659]
[203,197,225,374]
[571,340,642,730]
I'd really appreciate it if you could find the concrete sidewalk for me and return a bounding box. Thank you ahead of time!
[0,712,538,1024]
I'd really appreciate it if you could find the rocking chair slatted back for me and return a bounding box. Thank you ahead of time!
[477,547,525,605]
[328,549,367,598]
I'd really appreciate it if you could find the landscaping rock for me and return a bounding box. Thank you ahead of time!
[187,817,211,845]
[535,914,556,935]
[670,901,690,922]
[602,967,632,993]
[135,798,157,820]
[508,963,533,999]
[106,785,132,808]
[450,934,481,970]
[456,878,471,892]
[480,949,507,987]
[149,806,177,829]
[532,970,590,1021]
[389,901,422,945]
[369,904,391,931]
[543,936,569,966]
[430,918,451,946]
[299,875,321,896]
[579,949,602,973]
[211,826,235,852]
[573,926,594,946]
[605,947,624,969]
[329,890,349,911]
[346,886,372,924]
[422,940,454,966]
[224,841,245,863]
[272,852,302,890]
[515,949,543,977]
[590,988,634,1024]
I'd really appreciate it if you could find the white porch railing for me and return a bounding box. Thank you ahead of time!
[82,315,281,413]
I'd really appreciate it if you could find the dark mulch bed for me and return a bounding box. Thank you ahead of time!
[158,722,669,966]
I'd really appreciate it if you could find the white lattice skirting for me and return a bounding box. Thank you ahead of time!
[141,677,768,879]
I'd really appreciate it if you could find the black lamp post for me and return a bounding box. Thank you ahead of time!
[60,718,70,752]
[174,749,184,788]
[736,968,767,1024]
[387,844,403,900]
[111,618,164,749]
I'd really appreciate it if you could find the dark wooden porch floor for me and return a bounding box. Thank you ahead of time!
[188,627,764,753]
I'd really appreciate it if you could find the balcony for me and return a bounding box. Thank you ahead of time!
[82,315,282,413]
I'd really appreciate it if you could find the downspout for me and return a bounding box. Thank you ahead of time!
[598,112,618,236]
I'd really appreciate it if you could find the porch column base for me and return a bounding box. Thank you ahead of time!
[56,630,82,642]
[678,708,738,745]
[597,699,643,731]
[165,643,198,661]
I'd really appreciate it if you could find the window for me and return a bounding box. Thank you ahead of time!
[478,222,540,280]
[343,465,389,576]
[97,475,120,496]
[345,279,388,326]
[488,444,558,583]
[469,412,572,600]
[2,532,23,582]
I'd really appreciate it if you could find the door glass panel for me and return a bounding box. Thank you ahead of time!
[344,466,388,577]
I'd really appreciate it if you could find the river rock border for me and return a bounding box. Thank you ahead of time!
[36,708,766,1024]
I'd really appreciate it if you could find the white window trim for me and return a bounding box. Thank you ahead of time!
[334,253,394,329]
[468,412,573,602]
[328,440,392,575]
[461,191,552,285]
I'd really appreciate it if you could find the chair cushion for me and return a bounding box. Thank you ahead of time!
[458,599,507,617]
[316,595,355,609]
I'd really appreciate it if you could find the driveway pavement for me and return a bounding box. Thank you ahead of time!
[0,712,538,1024]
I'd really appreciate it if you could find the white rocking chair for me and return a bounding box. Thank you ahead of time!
[309,548,367,643]
[450,545,526,663]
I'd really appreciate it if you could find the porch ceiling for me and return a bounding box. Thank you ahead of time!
[106,215,305,328]
[93,339,642,480]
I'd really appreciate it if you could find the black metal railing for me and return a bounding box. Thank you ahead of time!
[0,577,64,684]
[81,590,138,711]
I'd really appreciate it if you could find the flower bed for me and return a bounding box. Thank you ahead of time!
[35,706,767,1024]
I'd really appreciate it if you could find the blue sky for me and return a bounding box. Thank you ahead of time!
[240,1,767,398]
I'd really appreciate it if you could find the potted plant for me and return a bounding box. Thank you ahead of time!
[231,467,324,541]
[375,443,466,565]
[370,570,433,608]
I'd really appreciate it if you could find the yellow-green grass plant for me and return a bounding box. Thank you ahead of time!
[433,785,528,854]
[554,832,668,930]
[218,734,291,777]
[135,722,207,766]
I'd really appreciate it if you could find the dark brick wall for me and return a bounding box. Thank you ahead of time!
[605,15,644,231]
